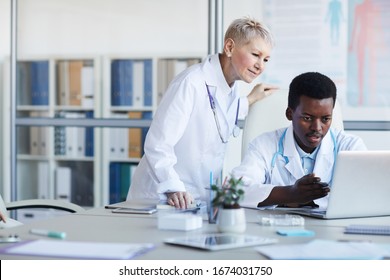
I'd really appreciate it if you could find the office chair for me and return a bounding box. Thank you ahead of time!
[241,89,344,159]
[0,194,85,228]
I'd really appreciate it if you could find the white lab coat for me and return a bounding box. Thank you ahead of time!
[232,125,367,209]
[127,54,248,202]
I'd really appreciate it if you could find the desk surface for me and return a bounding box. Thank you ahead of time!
[1,206,390,260]
[88,203,390,227]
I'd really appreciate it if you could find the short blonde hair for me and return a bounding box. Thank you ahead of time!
[224,17,274,47]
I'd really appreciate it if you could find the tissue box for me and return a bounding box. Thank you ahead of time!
[158,213,203,231]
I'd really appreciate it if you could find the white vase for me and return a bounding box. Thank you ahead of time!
[217,208,246,233]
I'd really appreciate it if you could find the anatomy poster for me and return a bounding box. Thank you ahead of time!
[261,0,390,121]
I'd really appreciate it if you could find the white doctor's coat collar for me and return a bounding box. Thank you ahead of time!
[283,125,335,182]
[203,54,231,91]
[203,54,239,116]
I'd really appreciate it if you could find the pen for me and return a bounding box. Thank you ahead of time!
[30,229,66,239]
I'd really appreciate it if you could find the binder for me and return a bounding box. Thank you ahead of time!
[29,111,41,155]
[37,161,50,199]
[141,111,153,155]
[81,65,94,108]
[128,111,143,158]
[109,162,121,204]
[34,111,49,156]
[143,59,153,106]
[54,111,66,156]
[132,60,144,107]
[30,61,49,105]
[110,113,128,158]
[111,60,121,106]
[157,59,168,105]
[85,111,94,157]
[29,127,40,156]
[57,61,70,106]
[120,163,132,201]
[68,60,83,106]
[111,59,133,106]
[70,163,94,207]
[64,112,80,157]
[39,125,49,156]
[16,62,31,105]
[55,167,72,201]
[76,114,86,157]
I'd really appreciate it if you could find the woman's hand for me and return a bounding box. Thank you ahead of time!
[247,83,279,105]
[166,191,194,209]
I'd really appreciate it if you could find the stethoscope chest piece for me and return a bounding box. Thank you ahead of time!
[233,125,241,137]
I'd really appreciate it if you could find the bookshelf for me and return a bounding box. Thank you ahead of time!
[4,54,203,209]
[5,56,102,208]
[101,55,202,204]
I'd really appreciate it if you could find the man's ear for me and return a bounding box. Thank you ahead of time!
[286,108,293,121]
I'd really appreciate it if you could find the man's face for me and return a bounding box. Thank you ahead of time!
[286,95,334,153]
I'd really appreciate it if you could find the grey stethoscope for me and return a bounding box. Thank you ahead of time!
[271,128,338,171]
[205,83,240,143]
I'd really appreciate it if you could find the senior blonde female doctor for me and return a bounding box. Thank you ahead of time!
[127,17,278,209]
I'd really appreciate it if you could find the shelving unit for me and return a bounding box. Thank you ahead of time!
[4,56,102,208]
[101,55,202,204]
[3,54,204,209]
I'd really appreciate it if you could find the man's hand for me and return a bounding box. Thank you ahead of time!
[289,173,330,204]
[166,192,194,209]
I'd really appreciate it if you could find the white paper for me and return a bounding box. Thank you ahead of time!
[256,239,389,260]
[2,239,154,259]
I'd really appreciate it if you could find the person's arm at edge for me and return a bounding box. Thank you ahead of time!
[0,212,6,223]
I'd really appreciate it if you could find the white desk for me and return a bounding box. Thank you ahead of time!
[88,200,390,227]
[1,207,389,260]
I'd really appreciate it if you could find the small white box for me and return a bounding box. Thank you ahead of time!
[16,209,67,224]
[158,213,202,231]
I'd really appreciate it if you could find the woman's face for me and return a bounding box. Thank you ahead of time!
[230,37,272,83]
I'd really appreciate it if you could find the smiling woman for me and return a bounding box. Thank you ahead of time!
[127,16,279,209]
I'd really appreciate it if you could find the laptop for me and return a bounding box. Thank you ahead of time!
[283,150,390,219]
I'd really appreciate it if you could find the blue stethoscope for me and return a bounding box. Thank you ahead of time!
[205,83,240,143]
[271,128,338,170]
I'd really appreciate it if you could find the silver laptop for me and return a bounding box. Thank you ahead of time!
[286,150,390,219]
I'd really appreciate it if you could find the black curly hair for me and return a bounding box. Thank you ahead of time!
[288,72,337,110]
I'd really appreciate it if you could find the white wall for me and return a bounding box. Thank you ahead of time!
[350,131,390,151]
[17,0,209,57]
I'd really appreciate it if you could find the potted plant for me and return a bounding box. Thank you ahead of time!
[211,176,246,233]
[211,176,245,209]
